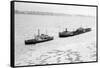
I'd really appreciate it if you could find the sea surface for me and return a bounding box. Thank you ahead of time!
[15,14,97,66]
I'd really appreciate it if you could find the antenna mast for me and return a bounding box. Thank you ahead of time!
[38,29,40,36]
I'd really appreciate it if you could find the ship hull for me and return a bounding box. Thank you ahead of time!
[59,28,91,38]
[25,37,53,45]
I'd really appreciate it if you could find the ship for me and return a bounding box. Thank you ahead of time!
[59,27,91,37]
[25,29,54,45]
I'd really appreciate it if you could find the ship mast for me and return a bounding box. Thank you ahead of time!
[38,29,40,36]
[46,29,47,35]
[34,33,36,38]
